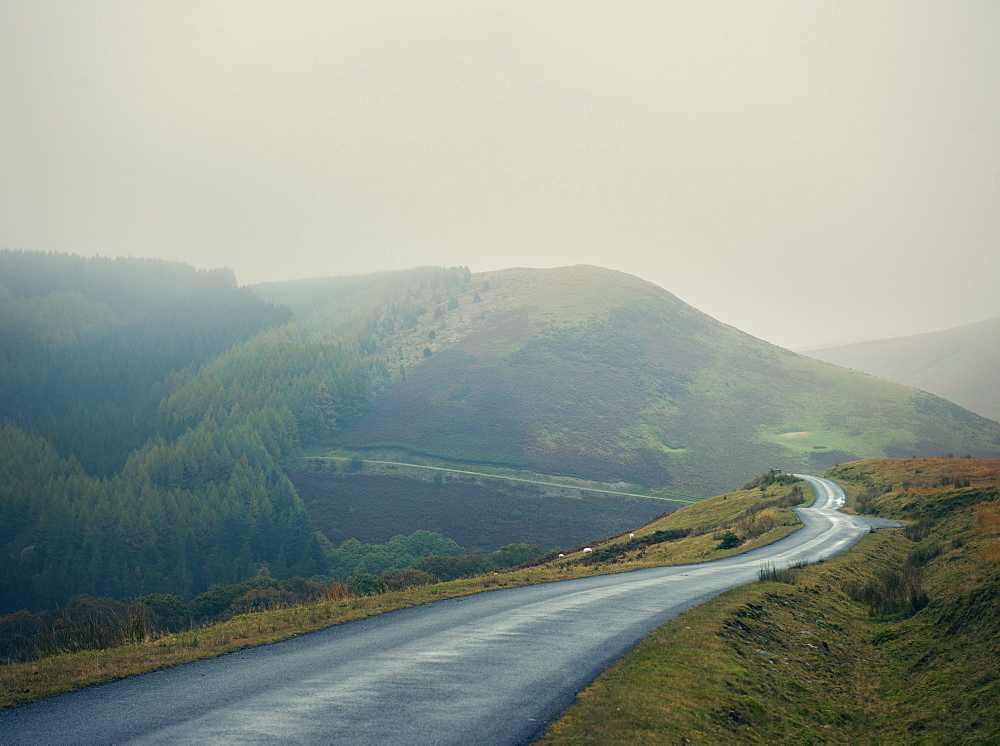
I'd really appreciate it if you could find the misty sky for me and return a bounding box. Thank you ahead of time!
[2,1,998,349]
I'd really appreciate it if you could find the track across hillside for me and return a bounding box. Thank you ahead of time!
[359,458,702,503]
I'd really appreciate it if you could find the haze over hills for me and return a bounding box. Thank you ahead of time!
[292,265,1000,498]
[3,250,1000,618]
[805,316,1000,423]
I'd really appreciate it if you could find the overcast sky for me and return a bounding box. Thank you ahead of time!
[2,1,998,349]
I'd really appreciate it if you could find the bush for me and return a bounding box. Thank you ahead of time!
[493,543,544,569]
[349,573,386,596]
[228,588,297,615]
[137,593,191,632]
[323,579,353,602]
[717,531,741,550]
[413,554,498,582]
[736,510,779,541]
[379,568,438,591]
[740,472,802,491]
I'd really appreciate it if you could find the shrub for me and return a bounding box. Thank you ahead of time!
[717,530,741,550]
[740,472,802,491]
[323,579,353,603]
[137,593,192,632]
[349,573,386,596]
[579,529,690,565]
[228,588,297,615]
[493,543,544,569]
[736,510,779,541]
[379,568,438,591]
[413,554,498,581]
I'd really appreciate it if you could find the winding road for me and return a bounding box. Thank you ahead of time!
[0,475,899,744]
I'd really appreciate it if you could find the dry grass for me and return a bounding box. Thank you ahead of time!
[539,536,905,744]
[539,457,1000,744]
[0,480,807,710]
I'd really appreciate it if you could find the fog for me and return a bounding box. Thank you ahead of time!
[2,1,998,349]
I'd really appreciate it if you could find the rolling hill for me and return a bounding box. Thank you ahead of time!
[4,251,1000,617]
[804,315,1000,423]
[307,265,1000,498]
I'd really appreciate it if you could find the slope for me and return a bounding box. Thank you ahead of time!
[541,458,1000,743]
[339,265,1000,497]
[805,315,1000,422]
[0,252,324,614]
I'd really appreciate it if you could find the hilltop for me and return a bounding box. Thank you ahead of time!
[806,314,1000,422]
[318,265,1000,497]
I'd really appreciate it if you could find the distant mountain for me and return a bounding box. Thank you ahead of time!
[334,265,1000,497]
[805,316,1000,423]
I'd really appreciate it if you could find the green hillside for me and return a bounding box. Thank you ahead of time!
[3,251,999,621]
[806,314,1000,423]
[338,265,1000,497]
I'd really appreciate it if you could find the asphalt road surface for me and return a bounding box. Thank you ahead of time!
[0,475,899,745]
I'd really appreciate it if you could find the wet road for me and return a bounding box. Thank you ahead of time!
[0,475,898,744]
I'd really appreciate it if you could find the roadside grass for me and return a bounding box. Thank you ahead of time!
[538,536,904,745]
[539,457,1000,744]
[0,479,807,710]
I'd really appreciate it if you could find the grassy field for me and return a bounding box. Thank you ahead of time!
[0,475,806,710]
[539,457,1000,743]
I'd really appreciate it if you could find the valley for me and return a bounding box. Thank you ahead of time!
[0,474,890,743]
[1,457,996,742]
[3,250,1000,620]
[294,453,687,551]
[1,251,998,740]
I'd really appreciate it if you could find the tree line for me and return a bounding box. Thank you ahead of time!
[0,250,483,619]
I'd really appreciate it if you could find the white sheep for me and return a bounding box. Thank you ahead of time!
[629,533,635,539]
[583,547,593,554]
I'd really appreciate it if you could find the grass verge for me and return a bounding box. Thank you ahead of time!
[538,458,1000,743]
[0,477,807,710]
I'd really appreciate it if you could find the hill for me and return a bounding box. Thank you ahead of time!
[4,251,1000,620]
[330,265,1000,497]
[805,315,1000,422]
[541,457,1000,742]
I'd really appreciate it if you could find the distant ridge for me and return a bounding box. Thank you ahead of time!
[805,315,1000,423]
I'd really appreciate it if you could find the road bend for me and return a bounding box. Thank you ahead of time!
[0,475,899,745]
